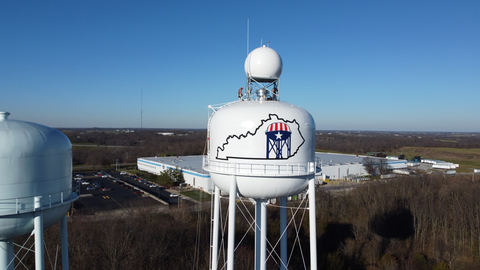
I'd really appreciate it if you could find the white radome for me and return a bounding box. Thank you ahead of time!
[244,46,283,81]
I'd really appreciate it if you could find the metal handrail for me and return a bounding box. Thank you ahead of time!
[203,156,315,177]
[0,182,80,216]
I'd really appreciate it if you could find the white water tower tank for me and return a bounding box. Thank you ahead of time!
[206,101,315,199]
[0,112,74,241]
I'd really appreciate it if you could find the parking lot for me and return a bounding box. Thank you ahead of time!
[73,170,192,215]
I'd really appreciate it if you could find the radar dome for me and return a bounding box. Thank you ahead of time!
[244,46,283,82]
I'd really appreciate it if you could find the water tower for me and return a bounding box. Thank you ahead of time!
[0,112,79,270]
[204,46,317,270]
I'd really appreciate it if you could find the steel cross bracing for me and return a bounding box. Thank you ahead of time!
[243,78,280,101]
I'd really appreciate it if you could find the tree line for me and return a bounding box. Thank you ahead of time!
[13,173,480,269]
[316,131,480,155]
[62,129,207,166]
[62,129,480,167]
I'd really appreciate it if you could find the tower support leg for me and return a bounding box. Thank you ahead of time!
[255,199,267,270]
[227,176,237,270]
[61,215,69,270]
[34,196,44,270]
[255,200,261,270]
[309,178,317,270]
[0,239,14,270]
[211,185,220,270]
[260,200,267,270]
[280,197,287,270]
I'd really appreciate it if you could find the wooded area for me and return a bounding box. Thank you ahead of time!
[62,129,480,167]
[35,129,478,269]
[315,131,480,155]
[63,129,207,166]
[15,173,480,269]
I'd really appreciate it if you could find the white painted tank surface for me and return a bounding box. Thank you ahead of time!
[205,101,316,199]
[0,112,76,240]
[244,46,283,82]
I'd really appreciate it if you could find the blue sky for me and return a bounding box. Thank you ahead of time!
[1,1,479,132]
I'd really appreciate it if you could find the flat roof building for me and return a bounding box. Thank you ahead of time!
[315,152,407,180]
[137,153,408,193]
[138,156,213,193]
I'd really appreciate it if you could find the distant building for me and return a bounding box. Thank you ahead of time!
[316,152,407,180]
[137,156,213,192]
[137,153,409,192]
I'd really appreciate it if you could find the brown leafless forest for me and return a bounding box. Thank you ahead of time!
[62,129,480,166]
[14,173,480,270]
[23,129,475,270]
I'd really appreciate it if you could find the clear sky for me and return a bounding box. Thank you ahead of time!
[1,1,479,132]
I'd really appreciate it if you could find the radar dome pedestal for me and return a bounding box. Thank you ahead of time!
[0,112,78,270]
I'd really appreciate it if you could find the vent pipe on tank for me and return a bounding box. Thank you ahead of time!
[0,112,10,121]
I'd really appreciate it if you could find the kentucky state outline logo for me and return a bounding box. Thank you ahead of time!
[215,114,305,160]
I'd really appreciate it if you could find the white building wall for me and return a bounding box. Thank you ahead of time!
[137,158,213,193]
[139,154,408,190]
[181,169,214,193]
[320,160,407,180]
[321,163,366,180]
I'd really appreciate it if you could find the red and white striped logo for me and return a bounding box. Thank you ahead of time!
[267,122,291,132]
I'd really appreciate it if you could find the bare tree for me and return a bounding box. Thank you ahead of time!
[362,157,377,176]
[378,158,390,175]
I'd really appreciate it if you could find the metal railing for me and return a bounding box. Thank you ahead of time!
[0,182,80,216]
[203,156,315,177]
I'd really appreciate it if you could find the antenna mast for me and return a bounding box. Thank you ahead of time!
[141,89,143,129]
[247,19,249,55]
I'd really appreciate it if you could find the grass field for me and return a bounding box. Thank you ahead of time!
[180,190,211,202]
[391,147,480,173]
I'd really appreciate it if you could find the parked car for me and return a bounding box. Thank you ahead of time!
[156,186,166,190]
[120,171,127,175]
[86,186,95,191]
[82,181,90,185]
[170,193,179,197]
[133,190,141,194]
[102,187,111,191]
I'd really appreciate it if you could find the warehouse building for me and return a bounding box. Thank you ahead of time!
[315,152,408,181]
[138,153,408,193]
[137,156,214,193]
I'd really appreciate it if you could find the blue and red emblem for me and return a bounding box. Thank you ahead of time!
[266,122,291,159]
